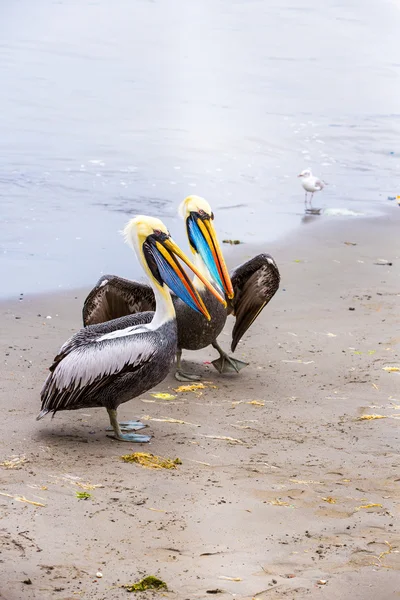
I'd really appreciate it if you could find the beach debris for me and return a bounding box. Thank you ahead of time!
[49,474,103,490]
[383,366,400,373]
[317,580,327,585]
[0,455,28,469]
[269,499,290,506]
[282,359,314,364]
[174,383,207,393]
[199,434,245,445]
[374,259,393,266]
[120,452,182,470]
[349,307,355,311]
[75,481,102,491]
[357,414,387,421]
[344,241,357,246]
[355,503,383,510]
[326,332,337,337]
[378,541,394,561]
[322,497,337,504]
[293,259,303,263]
[247,400,265,407]
[96,572,103,578]
[0,492,46,507]
[123,576,167,592]
[290,479,322,485]
[76,491,92,500]
[187,459,211,466]
[150,392,176,400]
[141,415,200,427]
[206,590,224,595]
[218,576,242,582]
[222,239,242,245]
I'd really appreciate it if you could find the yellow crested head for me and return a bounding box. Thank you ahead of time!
[178,195,213,220]
[123,215,170,251]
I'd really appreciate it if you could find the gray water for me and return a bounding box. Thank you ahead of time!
[1,0,400,298]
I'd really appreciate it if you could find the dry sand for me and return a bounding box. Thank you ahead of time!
[1,212,399,600]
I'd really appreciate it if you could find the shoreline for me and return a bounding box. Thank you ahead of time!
[1,205,397,306]
[1,209,399,599]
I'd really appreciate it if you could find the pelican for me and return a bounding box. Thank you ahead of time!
[37,215,226,441]
[83,197,280,381]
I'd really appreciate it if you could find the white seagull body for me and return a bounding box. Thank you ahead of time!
[298,169,325,207]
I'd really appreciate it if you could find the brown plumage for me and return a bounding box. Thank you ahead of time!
[83,252,280,355]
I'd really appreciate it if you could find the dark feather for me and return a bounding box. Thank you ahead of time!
[229,254,280,352]
[82,275,156,326]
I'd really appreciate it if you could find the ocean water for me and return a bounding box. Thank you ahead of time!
[1,0,399,297]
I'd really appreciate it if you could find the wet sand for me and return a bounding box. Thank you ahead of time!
[1,212,399,600]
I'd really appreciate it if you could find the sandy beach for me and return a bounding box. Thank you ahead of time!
[1,211,399,600]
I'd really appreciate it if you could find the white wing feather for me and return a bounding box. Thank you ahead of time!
[51,334,155,392]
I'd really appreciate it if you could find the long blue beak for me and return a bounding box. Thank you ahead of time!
[186,213,234,299]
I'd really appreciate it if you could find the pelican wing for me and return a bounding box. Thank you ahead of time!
[229,254,280,352]
[82,275,156,326]
[39,313,155,416]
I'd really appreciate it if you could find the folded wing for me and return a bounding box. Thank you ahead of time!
[39,314,156,417]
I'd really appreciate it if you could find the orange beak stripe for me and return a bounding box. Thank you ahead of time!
[197,218,234,300]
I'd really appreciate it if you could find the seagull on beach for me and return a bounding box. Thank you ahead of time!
[298,169,325,207]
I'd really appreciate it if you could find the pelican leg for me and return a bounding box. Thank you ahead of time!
[174,349,202,382]
[211,341,249,375]
[106,408,151,442]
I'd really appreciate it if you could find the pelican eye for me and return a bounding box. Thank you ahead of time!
[152,229,169,241]
[198,209,211,221]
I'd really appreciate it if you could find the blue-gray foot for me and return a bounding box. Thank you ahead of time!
[108,431,151,443]
[106,408,151,442]
[105,420,147,432]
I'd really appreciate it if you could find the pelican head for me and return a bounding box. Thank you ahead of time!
[298,169,312,178]
[124,215,226,319]
[178,196,234,299]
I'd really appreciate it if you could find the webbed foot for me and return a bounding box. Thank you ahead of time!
[211,355,249,374]
[106,408,151,442]
[174,371,202,382]
[107,432,151,443]
[105,420,147,432]
[211,340,249,375]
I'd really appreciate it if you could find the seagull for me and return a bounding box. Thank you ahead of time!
[298,169,325,207]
